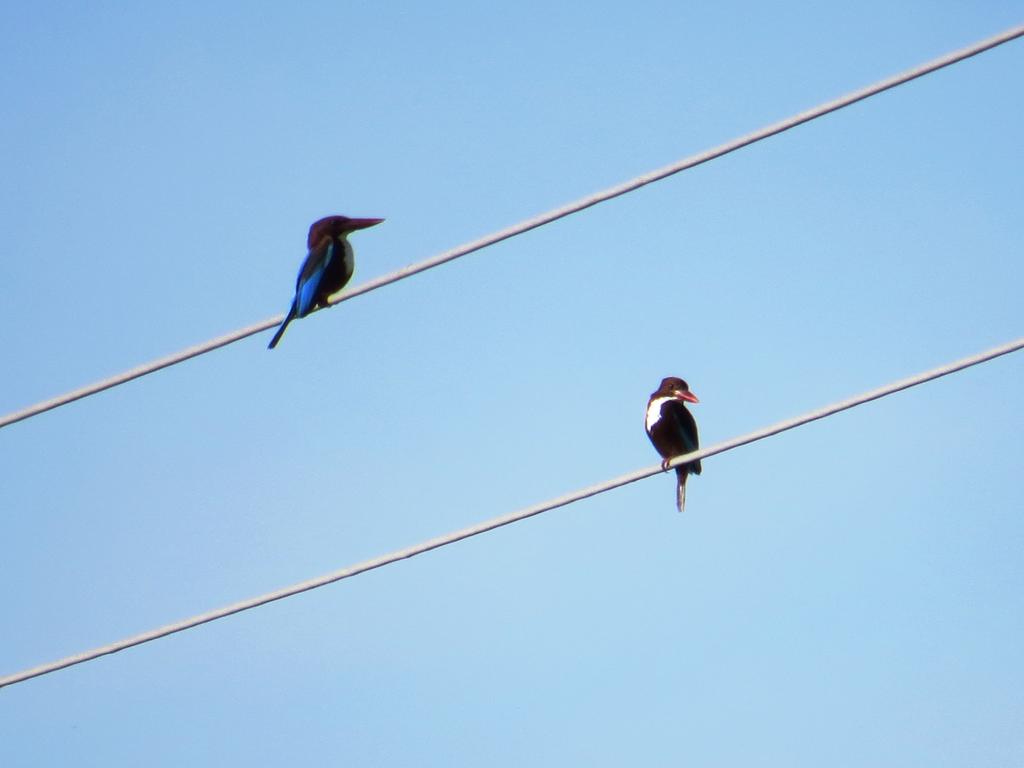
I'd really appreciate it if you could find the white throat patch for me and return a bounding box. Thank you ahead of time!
[645,396,675,433]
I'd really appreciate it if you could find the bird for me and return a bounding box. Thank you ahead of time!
[645,376,702,512]
[268,215,384,349]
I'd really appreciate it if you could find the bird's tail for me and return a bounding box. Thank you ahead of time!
[675,467,688,513]
[268,304,297,350]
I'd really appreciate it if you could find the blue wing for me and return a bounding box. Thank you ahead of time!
[668,401,701,475]
[295,242,334,318]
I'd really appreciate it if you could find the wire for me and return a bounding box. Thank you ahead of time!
[2,24,1021,432]
[2,334,1021,690]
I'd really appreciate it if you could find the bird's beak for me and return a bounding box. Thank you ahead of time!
[675,389,699,404]
[347,217,385,231]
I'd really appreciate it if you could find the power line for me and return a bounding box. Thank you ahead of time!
[2,334,1021,690]
[2,24,1021,432]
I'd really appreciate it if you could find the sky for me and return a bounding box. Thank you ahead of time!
[1,2,1022,765]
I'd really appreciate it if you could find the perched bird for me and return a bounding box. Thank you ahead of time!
[645,376,702,512]
[268,215,384,349]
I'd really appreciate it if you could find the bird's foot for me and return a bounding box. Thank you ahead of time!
[660,458,671,472]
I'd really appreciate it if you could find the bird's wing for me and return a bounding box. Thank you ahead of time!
[294,240,335,317]
[669,401,702,474]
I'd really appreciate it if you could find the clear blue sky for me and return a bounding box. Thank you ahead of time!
[2,3,1022,765]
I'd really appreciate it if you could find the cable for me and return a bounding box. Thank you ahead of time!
[2,24,1021,432]
[2,335,1021,689]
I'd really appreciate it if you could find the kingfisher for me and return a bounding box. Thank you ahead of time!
[268,215,384,349]
[645,376,702,512]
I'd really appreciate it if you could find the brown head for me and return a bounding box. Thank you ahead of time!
[307,215,384,249]
[653,376,699,404]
